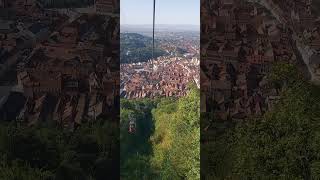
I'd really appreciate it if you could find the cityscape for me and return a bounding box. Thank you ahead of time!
[201,0,320,121]
[0,0,120,179]
[120,0,200,179]
[120,26,201,179]
[0,0,120,129]
[120,30,200,99]
[201,0,320,179]
[0,0,320,179]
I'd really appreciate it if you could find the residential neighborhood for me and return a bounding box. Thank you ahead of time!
[0,0,119,130]
[201,0,320,121]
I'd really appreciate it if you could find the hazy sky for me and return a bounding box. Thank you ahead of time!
[120,0,200,25]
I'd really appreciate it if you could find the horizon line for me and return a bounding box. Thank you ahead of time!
[121,24,200,26]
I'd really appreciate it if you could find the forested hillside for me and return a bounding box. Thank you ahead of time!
[120,85,200,180]
[202,62,320,179]
[0,120,118,180]
[120,33,168,64]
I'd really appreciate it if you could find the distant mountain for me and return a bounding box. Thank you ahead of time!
[120,24,200,33]
[120,33,168,64]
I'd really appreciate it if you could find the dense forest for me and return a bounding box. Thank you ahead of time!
[0,120,119,180]
[120,84,200,180]
[202,62,320,179]
[120,33,168,64]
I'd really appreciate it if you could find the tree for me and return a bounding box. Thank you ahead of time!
[120,99,157,179]
[151,85,200,180]
[0,161,53,180]
[0,119,118,180]
[231,63,320,179]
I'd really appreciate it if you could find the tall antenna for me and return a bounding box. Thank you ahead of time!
[152,0,156,65]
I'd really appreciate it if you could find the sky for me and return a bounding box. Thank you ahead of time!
[120,0,200,25]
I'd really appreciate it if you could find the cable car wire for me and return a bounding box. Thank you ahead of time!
[152,0,156,67]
